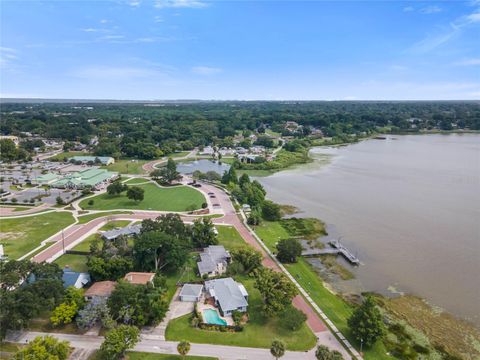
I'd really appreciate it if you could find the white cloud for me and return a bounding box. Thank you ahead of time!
[0,47,18,68]
[100,19,110,24]
[154,15,164,22]
[453,58,480,66]
[128,0,141,7]
[420,6,443,14]
[410,5,480,52]
[403,6,414,12]
[191,66,222,75]
[154,0,208,9]
[71,66,163,80]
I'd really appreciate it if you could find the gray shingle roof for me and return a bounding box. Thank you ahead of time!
[102,224,141,241]
[179,284,203,298]
[197,245,230,275]
[204,277,248,313]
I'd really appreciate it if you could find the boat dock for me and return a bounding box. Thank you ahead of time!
[301,239,360,265]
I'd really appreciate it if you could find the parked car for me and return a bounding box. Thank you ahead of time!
[193,183,202,188]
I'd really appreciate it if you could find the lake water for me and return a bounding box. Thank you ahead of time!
[258,134,480,326]
[176,159,230,174]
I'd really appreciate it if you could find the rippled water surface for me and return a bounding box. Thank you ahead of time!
[258,134,480,325]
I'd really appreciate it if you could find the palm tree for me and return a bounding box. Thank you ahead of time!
[177,340,191,359]
[270,339,285,360]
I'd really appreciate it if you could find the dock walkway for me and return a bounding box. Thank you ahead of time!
[301,240,360,265]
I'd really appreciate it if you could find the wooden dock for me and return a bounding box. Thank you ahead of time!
[301,239,360,265]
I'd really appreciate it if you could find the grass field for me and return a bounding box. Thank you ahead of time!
[99,220,132,231]
[255,221,390,359]
[127,353,217,360]
[101,159,149,174]
[166,277,316,351]
[124,177,150,185]
[49,151,91,161]
[54,254,88,272]
[77,211,134,224]
[79,183,205,212]
[0,211,75,259]
[216,225,248,251]
[72,233,99,252]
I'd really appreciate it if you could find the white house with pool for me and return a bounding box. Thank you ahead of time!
[204,277,248,317]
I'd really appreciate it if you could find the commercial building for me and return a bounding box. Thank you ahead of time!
[69,156,115,165]
[51,168,118,190]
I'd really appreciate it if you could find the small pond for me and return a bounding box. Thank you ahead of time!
[176,159,230,174]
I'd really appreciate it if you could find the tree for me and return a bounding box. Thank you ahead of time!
[134,231,188,272]
[315,345,344,360]
[270,340,285,360]
[107,181,127,195]
[177,340,191,359]
[50,302,78,326]
[191,217,218,248]
[254,268,297,315]
[280,306,307,331]
[0,139,18,162]
[87,256,133,281]
[56,196,65,206]
[262,200,281,221]
[154,158,181,184]
[108,281,168,326]
[276,238,302,263]
[13,335,69,360]
[150,169,162,180]
[221,166,238,185]
[76,298,114,330]
[100,325,140,360]
[126,186,144,202]
[347,295,385,348]
[231,247,262,274]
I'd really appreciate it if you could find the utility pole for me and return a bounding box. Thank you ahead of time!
[62,229,65,254]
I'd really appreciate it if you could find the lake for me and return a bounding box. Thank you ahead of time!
[257,134,480,326]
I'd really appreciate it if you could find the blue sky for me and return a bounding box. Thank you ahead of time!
[1,0,479,100]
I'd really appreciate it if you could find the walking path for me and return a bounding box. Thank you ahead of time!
[142,149,197,173]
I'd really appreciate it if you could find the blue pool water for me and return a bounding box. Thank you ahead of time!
[203,309,227,326]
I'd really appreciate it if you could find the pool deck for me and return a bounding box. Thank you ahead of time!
[197,299,234,326]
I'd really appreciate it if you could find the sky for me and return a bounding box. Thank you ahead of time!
[1,0,479,100]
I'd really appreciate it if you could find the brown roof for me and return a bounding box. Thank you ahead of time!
[123,272,155,285]
[84,281,116,297]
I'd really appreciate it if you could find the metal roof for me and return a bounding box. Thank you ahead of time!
[204,277,248,313]
[102,223,141,241]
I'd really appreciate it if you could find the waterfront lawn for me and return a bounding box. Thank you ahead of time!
[216,225,248,251]
[77,211,133,224]
[127,353,217,360]
[253,221,290,252]
[54,254,88,272]
[101,159,149,174]
[255,221,390,359]
[79,183,205,212]
[99,220,132,231]
[0,211,75,259]
[166,277,316,351]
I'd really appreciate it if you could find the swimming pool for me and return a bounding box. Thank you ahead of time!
[203,309,227,326]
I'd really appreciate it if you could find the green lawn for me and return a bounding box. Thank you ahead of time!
[164,254,199,302]
[166,277,316,351]
[253,221,290,253]
[72,233,99,252]
[128,353,217,360]
[124,177,150,185]
[101,159,150,174]
[99,220,132,231]
[79,183,205,212]
[49,151,91,161]
[255,221,390,359]
[54,254,88,272]
[0,211,75,259]
[216,225,248,251]
[77,211,134,224]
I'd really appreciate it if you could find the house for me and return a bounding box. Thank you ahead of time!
[69,156,115,165]
[204,277,248,316]
[123,272,155,286]
[197,245,231,277]
[179,284,204,302]
[62,267,91,289]
[101,224,141,241]
[84,281,116,301]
